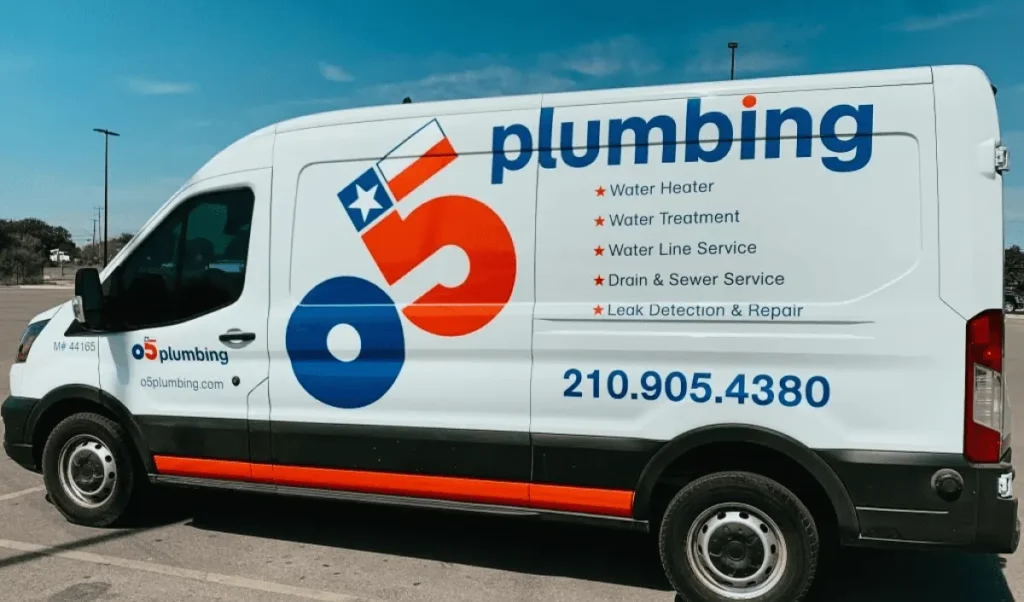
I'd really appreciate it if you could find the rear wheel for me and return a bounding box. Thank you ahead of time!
[658,471,818,602]
[1005,300,1016,314]
[41,412,142,527]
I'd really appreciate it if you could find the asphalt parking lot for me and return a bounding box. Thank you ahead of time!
[0,286,1021,601]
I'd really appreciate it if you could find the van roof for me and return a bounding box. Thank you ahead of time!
[271,65,936,134]
[189,64,984,186]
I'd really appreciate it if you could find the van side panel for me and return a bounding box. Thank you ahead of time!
[266,106,540,483]
[933,65,1004,320]
[530,79,966,473]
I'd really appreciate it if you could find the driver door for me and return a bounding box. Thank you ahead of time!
[97,170,271,469]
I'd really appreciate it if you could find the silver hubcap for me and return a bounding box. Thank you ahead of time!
[58,435,117,509]
[685,502,787,599]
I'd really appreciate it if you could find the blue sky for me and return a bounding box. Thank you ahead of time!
[1,0,1022,245]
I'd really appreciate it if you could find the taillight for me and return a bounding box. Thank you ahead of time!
[965,309,1007,463]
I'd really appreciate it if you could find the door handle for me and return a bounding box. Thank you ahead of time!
[219,331,256,343]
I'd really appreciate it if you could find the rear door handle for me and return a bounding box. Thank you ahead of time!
[219,331,256,343]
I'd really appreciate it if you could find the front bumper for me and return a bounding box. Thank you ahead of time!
[1,395,40,471]
[820,449,1019,554]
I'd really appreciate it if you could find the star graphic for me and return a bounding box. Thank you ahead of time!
[595,186,606,197]
[594,245,604,256]
[594,216,605,227]
[349,182,383,221]
[594,275,605,286]
[593,305,604,316]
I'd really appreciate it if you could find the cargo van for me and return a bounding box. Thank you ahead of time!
[3,64,1016,602]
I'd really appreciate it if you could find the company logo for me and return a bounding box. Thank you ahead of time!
[131,337,229,365]
[490,95,875,184]
[286,119,517,409]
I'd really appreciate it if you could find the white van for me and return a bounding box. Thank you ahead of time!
[3,64,1016,601]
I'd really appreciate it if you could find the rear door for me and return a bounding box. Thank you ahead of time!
[97,170,272,470]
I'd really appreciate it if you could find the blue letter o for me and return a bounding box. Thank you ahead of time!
[286,276,406,409]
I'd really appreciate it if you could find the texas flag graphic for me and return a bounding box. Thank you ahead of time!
[337,119,458,233]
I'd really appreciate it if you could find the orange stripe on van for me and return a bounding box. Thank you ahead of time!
[273,464,529,506]
[154,455,252,480]
[530,483,635,517]
[388,138,457,201]
[152,456,634,518]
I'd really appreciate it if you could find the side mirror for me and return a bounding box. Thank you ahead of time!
[73,268,104,328]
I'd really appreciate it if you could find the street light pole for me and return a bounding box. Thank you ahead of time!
[728,42,739,80]
[93,128,120,267]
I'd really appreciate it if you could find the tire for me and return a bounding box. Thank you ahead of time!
[41,412,142,528]
[658,471,818,602]
[1005,301,1015,314]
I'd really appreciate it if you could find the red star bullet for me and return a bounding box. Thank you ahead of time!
[594,275,605,286]
[594,245,604,256]
[595,186,606,197]
[593,305,604,315]
[594,216,605,226]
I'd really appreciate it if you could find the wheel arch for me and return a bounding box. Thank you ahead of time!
[27,385,154,473]
[633,424,859,537]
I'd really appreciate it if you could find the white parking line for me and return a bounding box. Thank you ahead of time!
[0,538,371,602]
[0,486,44,503]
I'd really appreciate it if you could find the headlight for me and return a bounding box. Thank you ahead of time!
[15,320,50,363]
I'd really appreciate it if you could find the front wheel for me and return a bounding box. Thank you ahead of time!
[658,471,819,602]
[41,412,142,527]
[1005,300,1016,314]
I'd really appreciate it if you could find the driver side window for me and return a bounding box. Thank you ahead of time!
[104,187,255,330]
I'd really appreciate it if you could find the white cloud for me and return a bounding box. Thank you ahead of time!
[364,65,575,103]
[554,35,661,78]
[243,96,353,125]
[892,6,991,32]
[127,78,196,95]
[686,49,803,77]
[359,35,661,103]
[281,96,351,108]
[683,22,822,78]
[319,61,354,82]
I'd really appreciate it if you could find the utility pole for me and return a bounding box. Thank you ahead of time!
[93,206,102,265]
[93,128,120,267]
[728,42,739,80]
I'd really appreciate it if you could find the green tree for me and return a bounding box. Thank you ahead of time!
[1006,245,1024,290]
[0,233,45,284]
[78,231,135,266]
[0,218,81,282]
[0,218,75,255]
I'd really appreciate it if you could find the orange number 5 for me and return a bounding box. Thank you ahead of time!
[361,194,516,337]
